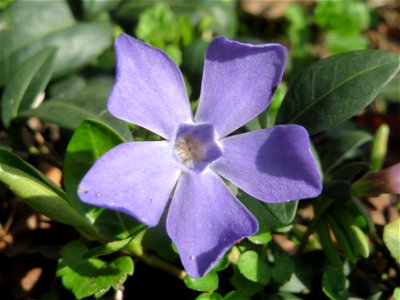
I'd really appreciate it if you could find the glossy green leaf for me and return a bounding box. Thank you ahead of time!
[20,77,132,140]
[329,162,370,182]
[0,1,112,85]
[237,251,270,284]
[83,236,134,259]
[224,291,250,300]
[383,217,400,262]
[1,48,56,127]
[63,119,142,239]
[0,150,95,236]
[57,240,134,299]
[277,50,400,134]
[196,292,223,300]
[322,267,349,300]
[184,272,219,292]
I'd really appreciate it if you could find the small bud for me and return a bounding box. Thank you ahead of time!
[352,163,400,197]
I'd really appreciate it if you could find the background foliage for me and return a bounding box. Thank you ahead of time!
[0,0,399,299]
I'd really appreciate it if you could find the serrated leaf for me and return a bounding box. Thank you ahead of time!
[277,50,400,134]
[0,1,112,85]
[383,218,400,262]
[0,150,95,236]
[57,240,134,299]
[20,77,132,141]
[63,119,142,239]
[184,272,219,292]
[237,251,270,284]
[1,47,56,127]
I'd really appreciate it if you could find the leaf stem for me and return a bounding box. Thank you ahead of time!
[297,197,336,253]
[123,230,187,280]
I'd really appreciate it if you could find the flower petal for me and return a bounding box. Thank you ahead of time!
[195,36,287,138]
[213,125,322,202]
[167,170,258,278]
[78,141,181,227]
[108,34,192,139]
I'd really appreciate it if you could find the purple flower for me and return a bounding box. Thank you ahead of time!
[78,34,322,278]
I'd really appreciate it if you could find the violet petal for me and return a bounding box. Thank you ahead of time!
[213,125,322,202]
[195,36,287,138]
[108,34,192,139]
[166,170,258,278]
[78,141,181,226]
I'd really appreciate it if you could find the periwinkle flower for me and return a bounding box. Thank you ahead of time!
[78,34,322,278]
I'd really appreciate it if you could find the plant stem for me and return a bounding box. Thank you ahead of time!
[297,197,335,253]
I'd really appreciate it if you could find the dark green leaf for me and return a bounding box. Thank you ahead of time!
[327,215,355,262]
[277,50,400,134]
[320,130,372,175]
[20,77,132,140]
[1,48,56,127]
[230,268,263,297]
[380,76,400,102]
[322,266,349,300]
[184,272,219,292]
[316,218,343,267]
[329,162,370,182]
[271,251,295,284]
[63,119,142,239]
[237,251,270,284]
[224,291,250,300]
[0,150,95,236]
[0,1,112,85]
[263,201,299,225]
[383,217,400,262]
[83,236,134,259]
[57,240,134,299]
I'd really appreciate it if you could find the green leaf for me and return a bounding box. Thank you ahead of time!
[264,201,299,225]
[383,217,400,262]
[320,130,372,175]
[271,251,295,284]
[327,215,355,262]
[57,240,134,299]
[393,287,400,300]
[20,77,132,140]
[237,251,270,284]
[184,272,219,292]
[0,1,112,85]
[196,292,223,300]
[329,162,370,182]
[380,76,400,102]
[0,150,95,236]
[277,50,400,134]
[322,266,349,300]
[63,119,142,239]
[1,48,56,127]
[331,209,370,258]
[83,236,134,259]
[224,291,250,300]
[230,268,263,297]
[316,218,343,267]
